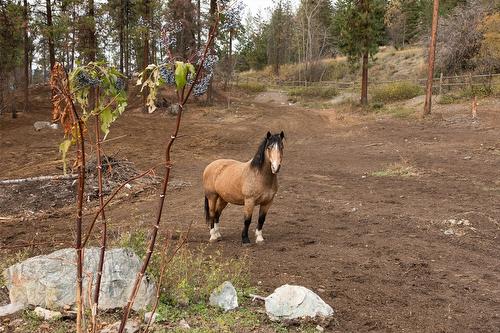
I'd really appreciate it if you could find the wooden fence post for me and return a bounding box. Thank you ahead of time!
[439,72,443,96]
[472,95,477,119]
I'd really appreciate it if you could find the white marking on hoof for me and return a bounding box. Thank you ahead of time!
[214,223,222,239]
[255,229,264,244]
[209,228,219,243]
[209,227,222,243]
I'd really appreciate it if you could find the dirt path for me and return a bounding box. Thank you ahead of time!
[1,95,499,332]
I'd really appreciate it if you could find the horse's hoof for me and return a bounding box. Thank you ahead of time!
[209,237,219,243]
[242,242,251,247]
[256,240,265,245]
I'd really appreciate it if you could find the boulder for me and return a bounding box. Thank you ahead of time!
[209,281,238,311]
[3,248,156,311]
[265,285,334,321]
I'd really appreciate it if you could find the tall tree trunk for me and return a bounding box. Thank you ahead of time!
[46,0,55,70]
[124,0,130,77]
[142,0,150,111]
[423,0,440,116]
[360,0,369,105]
[88,0,96,62]
[23,0,29,112]
[360,51,368,105]
[119,0,124,73]
[206,0,217,104]
[70,3,76,70]
[197,0,201,49]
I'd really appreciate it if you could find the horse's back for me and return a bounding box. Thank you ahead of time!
[203,159,248,204]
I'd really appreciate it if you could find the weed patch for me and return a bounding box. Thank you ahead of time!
[235,82,267,93]
[372,162,418,177]
[288,86,338,99]
[372,82,423,103]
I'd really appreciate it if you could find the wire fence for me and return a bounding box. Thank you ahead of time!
[232,72,500,94]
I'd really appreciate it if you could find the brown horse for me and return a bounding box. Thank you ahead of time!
[203,131,285,244]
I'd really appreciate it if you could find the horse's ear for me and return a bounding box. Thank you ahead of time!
[266,131,272,139]
[280,131,285,140]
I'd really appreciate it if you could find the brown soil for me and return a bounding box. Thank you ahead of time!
[0,87,499,332]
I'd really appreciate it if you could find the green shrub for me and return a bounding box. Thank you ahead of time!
[235,82,267,93]
[372,82,423,103]
[288,86,338,99]
[161,247,251,306]
[438,85,494,104]
[116,231,252,307]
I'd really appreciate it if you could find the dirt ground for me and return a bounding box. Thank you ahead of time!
[1,88,499,332]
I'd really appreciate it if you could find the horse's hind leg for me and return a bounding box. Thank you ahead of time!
[206,195,220,243]
[214,198,228,240]
[255,201,272,244]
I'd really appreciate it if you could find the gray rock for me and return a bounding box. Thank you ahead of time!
[34,307,62,321]
[265,284,334,321]
[3,248,156,311]
[33,121,58,131]
[0,303,24,317]
[209,281,238,311]
[178,319,190,329]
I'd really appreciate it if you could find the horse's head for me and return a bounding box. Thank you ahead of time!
[265,131,285,174]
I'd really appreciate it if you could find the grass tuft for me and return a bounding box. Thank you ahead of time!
[288,86,338,99]
[372,162,418,177]
[235,82,267,93]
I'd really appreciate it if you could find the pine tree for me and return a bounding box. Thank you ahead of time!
[334,0,386,105]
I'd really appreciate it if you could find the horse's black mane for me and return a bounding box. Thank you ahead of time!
[250,133,283,170]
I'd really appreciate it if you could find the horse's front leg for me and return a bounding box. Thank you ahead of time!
[256,201,272,244]
[241,199,255,245]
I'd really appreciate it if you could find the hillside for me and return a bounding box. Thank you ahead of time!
[238,46,426,83]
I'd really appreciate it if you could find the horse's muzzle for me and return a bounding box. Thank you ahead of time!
[272,165,281,174]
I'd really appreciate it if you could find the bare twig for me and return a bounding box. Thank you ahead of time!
[50,63,86,333]
[81,164,162,247]
[143,224,191,333]
[118,14,220,333]
[91,87,107,333]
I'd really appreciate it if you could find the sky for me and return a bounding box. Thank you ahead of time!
[243,0,299,18]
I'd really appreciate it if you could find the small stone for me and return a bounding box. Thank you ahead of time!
[99,320,140,333]
[143,312,158,323]
[444,229,454,235]
[316,325,325,332]
[463,220,471,226]
[178,319,190,329]
[209,281,238,311]
[33,121,51,131]
[463,156,472,160]
[34,307,62,321]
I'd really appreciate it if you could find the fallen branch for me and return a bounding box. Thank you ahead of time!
[0,174,78,185]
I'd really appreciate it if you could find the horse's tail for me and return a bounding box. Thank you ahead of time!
[204,196,209,224]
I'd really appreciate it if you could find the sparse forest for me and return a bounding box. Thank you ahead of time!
[1,0,500,332]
